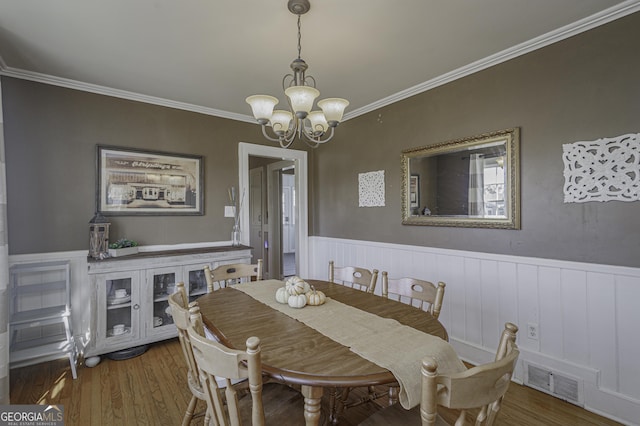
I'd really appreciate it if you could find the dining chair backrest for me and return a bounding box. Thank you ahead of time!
[328,260,379,293]
[381,271,446,319]
[187,305,267,426]
[167,282,208,425]
[204,259,263,292]
[421,322,519,426]
[361,323,519,426]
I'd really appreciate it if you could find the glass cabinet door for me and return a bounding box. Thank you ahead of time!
[104,274,137,341]
[185,266,208,301]
[148,268,181,331]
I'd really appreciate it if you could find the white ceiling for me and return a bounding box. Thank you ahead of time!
[0,0,638,123]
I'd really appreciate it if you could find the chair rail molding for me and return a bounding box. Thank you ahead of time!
[308,236,640,426]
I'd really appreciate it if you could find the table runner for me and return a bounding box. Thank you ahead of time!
[233,279,466,409]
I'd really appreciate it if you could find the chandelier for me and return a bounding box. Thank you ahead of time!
[245,0,349,149]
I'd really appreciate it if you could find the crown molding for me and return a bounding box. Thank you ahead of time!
[1,0,639,123]
[343,0,640,121]
[0,61,257,124]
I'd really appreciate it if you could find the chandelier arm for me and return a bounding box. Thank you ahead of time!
[283,73,295,90]
[279,126,298,149]
[304,75,316,88]
[284,124,298,143]
[301,126,335,147]
[279,137,296,149]
[302,138,321,149]
[260,125,286,143]
[261,124,298,149]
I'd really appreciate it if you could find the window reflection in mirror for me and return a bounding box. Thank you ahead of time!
[402,128,520,229]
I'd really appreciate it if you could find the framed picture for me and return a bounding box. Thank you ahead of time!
[97,145,204,215]
[409,174,420,208]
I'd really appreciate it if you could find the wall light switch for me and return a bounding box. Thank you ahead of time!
[224,206,236,218]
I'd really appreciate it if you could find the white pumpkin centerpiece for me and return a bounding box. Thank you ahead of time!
[276,276,320,309]
[287,293,307,309]
[285,276,310,295]
[275,286,290,304]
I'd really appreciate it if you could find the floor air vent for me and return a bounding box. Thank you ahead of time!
[524,362,583,406]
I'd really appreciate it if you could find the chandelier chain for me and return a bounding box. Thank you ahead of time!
[297,14,302,60]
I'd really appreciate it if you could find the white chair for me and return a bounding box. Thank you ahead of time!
[204,259,263,292]
[327,261,379,416]
[186,304,304,426]
[361,322,519,426]
[340,274,446,413]
[382,271,446,319]
[167,282,208,425]
[329,260,378,293]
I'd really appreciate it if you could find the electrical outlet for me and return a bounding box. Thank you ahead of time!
[527,323,539,340]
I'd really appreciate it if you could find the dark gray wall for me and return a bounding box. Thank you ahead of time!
[2,78,275,254]
[3,13,640,267]
[312,12,640,268]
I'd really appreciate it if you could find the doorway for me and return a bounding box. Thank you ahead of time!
[281,169,296,276]
[248,158,295,279]
[266,160,295,279]
[239,143,309,279]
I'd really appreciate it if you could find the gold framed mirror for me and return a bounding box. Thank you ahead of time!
[402,127,520,229]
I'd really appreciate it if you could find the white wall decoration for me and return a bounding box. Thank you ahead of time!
[562,133,639,203]
[358,170,385,207]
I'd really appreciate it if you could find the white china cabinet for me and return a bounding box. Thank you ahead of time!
[86,246,251,357]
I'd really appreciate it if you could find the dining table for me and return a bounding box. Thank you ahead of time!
[195,279,463,425]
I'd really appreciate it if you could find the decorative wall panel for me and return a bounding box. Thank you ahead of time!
[563,133,639,203]
[358,170,385,207]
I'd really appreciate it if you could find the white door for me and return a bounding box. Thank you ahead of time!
[282,173,296,254]
[267,161,294,279]
[249,167,265,267]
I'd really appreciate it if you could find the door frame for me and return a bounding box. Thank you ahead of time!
[248,166,265,266]
[267,160,294,279]
[238,142,309,278]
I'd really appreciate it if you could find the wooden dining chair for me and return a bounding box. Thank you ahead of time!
[167,282,209,426]
[204,259,263,292]
[326,261,379,415]
[361,322,520,426]
[186,305,304,426]
[381,271,446,319]
[337,274,446,414]
[329,260,379,293]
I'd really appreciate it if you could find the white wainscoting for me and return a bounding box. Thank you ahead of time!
[309,236,640,426]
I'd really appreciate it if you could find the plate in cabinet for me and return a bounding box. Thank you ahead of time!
[107,295,132,305]
[107,326,131,337]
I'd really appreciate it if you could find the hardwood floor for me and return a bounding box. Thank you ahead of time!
[10,338,622,425]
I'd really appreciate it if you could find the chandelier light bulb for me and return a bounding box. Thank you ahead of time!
[317,98,349,127]
[284,86,320,119]
[246,95,279,124]
[307,111,329,136]
[270,110,293,135]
